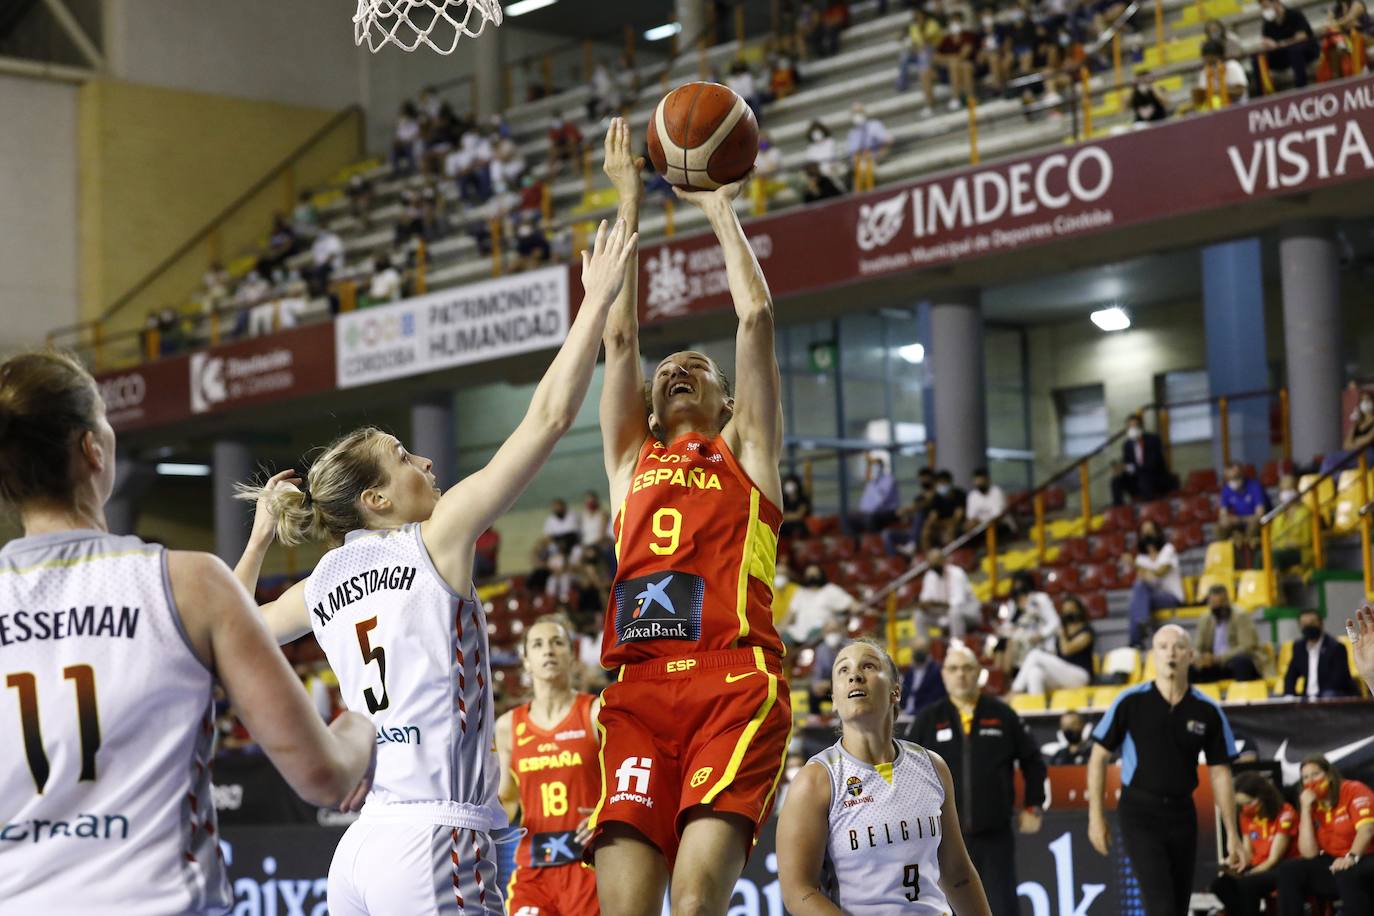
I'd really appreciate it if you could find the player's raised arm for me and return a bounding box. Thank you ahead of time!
[423,217,638,585]
[599,117,651,506]
[672,180,783,507]
[233,470,314,644]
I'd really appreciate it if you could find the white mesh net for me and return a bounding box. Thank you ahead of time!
[353,0,503,55]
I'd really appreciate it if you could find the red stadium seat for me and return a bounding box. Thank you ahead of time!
[1042,487,1067,512]
[1102,505,1135,532]
[1088,531,1126,562]
[1077,564,1103,592]
[1095,562,1123,591]
[859,532,887,556]
[1139,499,1173,526]
[1084,592,1109,618]
[1043,567,1079,595]
[1059,537,1089,563]
[1180,493,1214,523]
[1182,468,1219,495]
[823,535,856,559]
[949,548,977,570]
[1172,522,1205,550]
[794,539,826,564]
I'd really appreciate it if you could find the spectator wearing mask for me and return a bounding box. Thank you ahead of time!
[977,9,1014,94]
[899,635,947,717]
[909,643,1047,916]
[489,137,526,195]
[575,491,609,561]
[808,618,849,714]
[916,547,982,639]
[964,466,1012,537]
[1111,413,1174,504]
[997,571,1061,664]
[1283,609,1359,697]
[1276,756,1374,912]
[1211,772,1299,916]
[512,210,551,271]
[304,228,344,298]
[887,466,937,555]
[1194,39,1250,109]
[755,132,783,180]
[726,59,763,120]
[1012,594,1094,696]
[393,190,425,246]
[1048,710,1093,765]
[366,254,402,306]
[1322,0,1374,77]
[1124,519,1183,647]
[780,472,812,540]
[803,119,842,181]
[852,451,899,532]
[1129,71,1171,125]
[542,498,581,556]
[921,469,966,550]
[846,103,893,178]
[896,6,945,112]
[1258,0,1319,89]
[935,11,980,110]
[1270,472,1314,567]
[781,564,857,650]
[1218,461,1271,545]
[800,162,845,203]
[767,53,800,100]
[1320,385,1374,474]
[1204,17,1247,57]
[1193,584,1264,682]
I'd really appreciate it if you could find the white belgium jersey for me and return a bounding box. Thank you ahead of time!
[0,530,228,915]
[810,738,950,915]
[306,525,505,831]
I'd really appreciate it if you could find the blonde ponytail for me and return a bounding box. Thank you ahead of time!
[233,480,318,546]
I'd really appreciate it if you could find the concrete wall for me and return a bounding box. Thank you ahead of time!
[0,74,79,349]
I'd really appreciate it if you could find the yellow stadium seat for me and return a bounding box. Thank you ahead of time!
[1227,680,1269,702]
[1049,518,1085,540]
[1194,683,1224,702]
[1010,693,1048,713]
[895,646,913,667]
[1101,647,1141,682]
[1004,550,1036,572]
[972,579,993,602]
[791,691,809,712]
[1332,495,1363,534]
[1339,637,1369,696]
[1235,571,1273,611]
[1089,513,1107,532]
[1196,572,1234,602]
[1143,652,1156,682]
[1203,541,1235,578]
[1277,639,1293,682]
[1044,545,1062,564]
[1049,687,1091,711]
[1090,685,1125,709]
[894,619,916,641]
[1299,474,1336,521]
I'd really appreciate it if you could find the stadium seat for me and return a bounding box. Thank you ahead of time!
[1043,567,1079,595]
[1043,488,1067,512]
[1102,647,1141,683]
[1277,639,1293,683]
[1049,687,1091,710]
[1087,531,1126,562]
[1183,468,1220,495]
[1203,541,1235,578]
[1077,564,1103,592]
[1299,474,1336,521]
[1195,572,1234,601]
[1049,518,1086,541]
[859,532,887,556]
[1181,494,1215,523]
[1227,680,1269,702]
[1172,523,1205,550]
[1235,570,1273,611]
[1059,537,1089,563]
[1084,592,1108,619]
[1139,500,1173,527]
[1090,684,1126,708]
[1194,682,1224,702]
[1102,506,1135,532]
[894,618,916,641]
[1339,637,1369,696]
[1010,693,1048,713]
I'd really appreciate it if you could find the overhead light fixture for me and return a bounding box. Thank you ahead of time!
[1090,306,1131,332]
[644,21,682,41]
[505,0,557,16]
[156,463,211,477]
[898,343,925,364]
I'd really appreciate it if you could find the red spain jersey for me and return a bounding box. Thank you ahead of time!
[510,694,600,869]
[1241,802,1299,866]
[602,433,783,667]
[1313,779,1374,857]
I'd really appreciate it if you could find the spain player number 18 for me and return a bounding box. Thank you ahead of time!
[540,780,568,817]
[649,507,682,556]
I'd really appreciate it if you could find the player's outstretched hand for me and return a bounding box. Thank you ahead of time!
[580,218,639,308]
[671,173,751,210]
[602,116,643,200]
[1346,603,1374,693]
[247,468,302,548]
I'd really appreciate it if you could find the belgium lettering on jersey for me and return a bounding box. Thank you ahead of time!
[0,606,139,647]
[517,750,584,773]
[847,817,940,850]
[311,565,417,627]
[612,571,704,645]
[631,466,723,495]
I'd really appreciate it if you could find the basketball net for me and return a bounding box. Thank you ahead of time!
[353,0,503,54]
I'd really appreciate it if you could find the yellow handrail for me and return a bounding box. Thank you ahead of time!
[967,96,980,165]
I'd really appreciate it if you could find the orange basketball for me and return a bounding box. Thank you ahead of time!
[646,82,758,191]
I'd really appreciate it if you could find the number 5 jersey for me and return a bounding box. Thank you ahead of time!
[306,525,506,832]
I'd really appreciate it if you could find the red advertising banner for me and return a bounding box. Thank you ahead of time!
[94,323,337,432]
[630,75,1374,326]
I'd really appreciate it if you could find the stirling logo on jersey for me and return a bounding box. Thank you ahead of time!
[613,571,704,644]
[846,776,865,798]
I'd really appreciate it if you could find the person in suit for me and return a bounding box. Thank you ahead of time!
[1111,413,1174,505]
[899,634,948,717]
[1283,609,1359,698]
[1193,585,1264,682]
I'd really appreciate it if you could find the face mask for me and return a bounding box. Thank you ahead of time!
[1213,605,1232,620]
[1363,399,1374,414]
[1127,426,1143,439]
[1227,479,1243,491]
[1309,777,1330,800]
[784,481,799,496]
[913,650,930,664]
[852,113,866,126]
[982,16,995,28]
[936,484,951,495]
[1280,488,1298,503]
[929,563,945,574]
[810,130,825,142]
[949,22,964,35]
[804,576,824,588]
[976,484,989,494]
[774,572,789,589]
[1261,6,1277,19]
[1302,624,1323,641]
[824,632,843,648]
[1062,613,1081,624]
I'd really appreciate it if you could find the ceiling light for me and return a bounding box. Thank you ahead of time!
[898,343,925,364]
[644,22,682,41]
[156,463,211,477]
[505,0,557,16]
[1090,306,1130,332]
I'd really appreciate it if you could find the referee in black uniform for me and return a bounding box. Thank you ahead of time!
[1087,624,1245,915]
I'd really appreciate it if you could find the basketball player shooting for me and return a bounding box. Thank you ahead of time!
[588,117,791,916]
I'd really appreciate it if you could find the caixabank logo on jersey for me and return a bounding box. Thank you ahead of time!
[612,571,704,643]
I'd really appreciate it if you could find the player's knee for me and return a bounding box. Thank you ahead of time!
[669,890,718,916]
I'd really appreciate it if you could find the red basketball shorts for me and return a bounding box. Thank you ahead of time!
[587,647,793,867]
[505,861,599,916]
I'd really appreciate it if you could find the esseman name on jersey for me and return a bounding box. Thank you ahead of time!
[0,605,139,646]
[311,564,417,626]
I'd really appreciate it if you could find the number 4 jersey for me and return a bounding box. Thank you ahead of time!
[306,525,506,832]
[602,434,782,667]
[0,530,229,914]
[809,738,950,915]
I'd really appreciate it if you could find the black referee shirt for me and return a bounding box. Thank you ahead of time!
[1091,682,1237,798]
